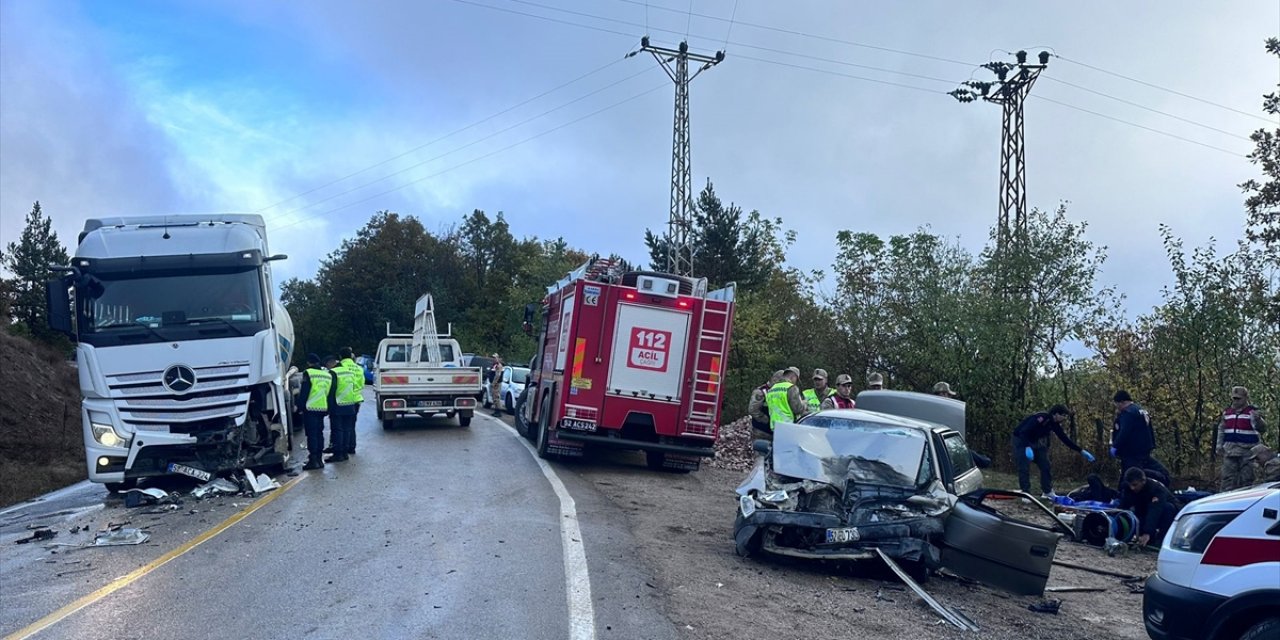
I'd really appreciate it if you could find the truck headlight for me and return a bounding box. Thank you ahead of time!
[1169,512,1238,553]
[89,411,130,449]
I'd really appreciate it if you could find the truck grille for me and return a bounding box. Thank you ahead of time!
[108,364,250,427]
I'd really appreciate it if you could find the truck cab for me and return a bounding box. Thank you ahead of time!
[46,215,294,490]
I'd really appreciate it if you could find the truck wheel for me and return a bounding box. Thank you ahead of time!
[382,418,395,430]
[1241,618,1280,640]
[535,401,554,459]
[459,414,472,428]
[645,451,667,470]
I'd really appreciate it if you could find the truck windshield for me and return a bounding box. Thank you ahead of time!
[78,268,267,346]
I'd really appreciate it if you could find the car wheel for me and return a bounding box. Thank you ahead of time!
[1241,618,1280,640]
[504,393,515,415]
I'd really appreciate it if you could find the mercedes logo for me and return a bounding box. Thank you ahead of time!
[162,365,197,393]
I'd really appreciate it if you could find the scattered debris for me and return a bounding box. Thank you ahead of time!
[15,529,57,544]
[1122,577,1146,594]
[1045,586,1106,593]
[1051,559,1141,581]
[876,548,979,632]
[68,525,82,534]
[244,470,281,494]
[123,487,172,508]
[93,528,150,547]
[191,478,239,499]
[1028,599,1062,614]
[142,504,181,514]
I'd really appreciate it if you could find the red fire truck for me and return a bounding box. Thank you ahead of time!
[517,258,735,471]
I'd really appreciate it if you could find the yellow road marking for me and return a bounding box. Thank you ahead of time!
[5,473,307,640]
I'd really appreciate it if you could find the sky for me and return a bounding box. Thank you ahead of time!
[2,0,1277,324]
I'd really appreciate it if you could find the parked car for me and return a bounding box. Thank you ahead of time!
[483,366,530,414]
[1143,482,1280,640]
[355,354,375,384]
[734,390,1065,594]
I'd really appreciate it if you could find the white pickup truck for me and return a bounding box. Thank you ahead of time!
[373,294,483,429]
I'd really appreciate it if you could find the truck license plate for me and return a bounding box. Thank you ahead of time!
[825,527,860,544]
[416,400,443,407]
[168,463,212,482]
[560,418,596,432]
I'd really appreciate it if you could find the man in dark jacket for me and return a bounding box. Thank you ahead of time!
[1110,390,1171,488]
[1119,467,1177,546]
[1012,405,1095,498]
[297,353,337,471]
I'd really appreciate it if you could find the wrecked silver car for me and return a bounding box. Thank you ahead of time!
[735,391,1064,595]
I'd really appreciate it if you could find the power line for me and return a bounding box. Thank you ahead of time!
[1032,94,1247,157]
[1053,54,1272,124]
[257,56,627,214]
[1041,75,1252,141]
[734,54,944,95]
[723,0,739,51]
[273,81,670,231]
[270,65,659,228]
[609,0,975,67]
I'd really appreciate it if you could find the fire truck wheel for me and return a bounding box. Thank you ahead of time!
[645,451,668,470]
[535,400,554,459]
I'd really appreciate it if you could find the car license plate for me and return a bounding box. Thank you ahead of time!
[560,418,596,432]
[168,463,212,482]
[417,400,443,407]
[825,527,861,544]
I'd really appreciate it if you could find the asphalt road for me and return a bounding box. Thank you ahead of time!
[0,396,678,640]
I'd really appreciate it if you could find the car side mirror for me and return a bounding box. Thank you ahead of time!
[752,439,772,455]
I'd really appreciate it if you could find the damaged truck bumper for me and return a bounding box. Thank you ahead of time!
[86,413,283,483]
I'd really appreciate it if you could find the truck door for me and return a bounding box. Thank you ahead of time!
[606,304,691,402]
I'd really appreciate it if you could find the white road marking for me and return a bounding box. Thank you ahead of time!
[0,481,95,517]
[489,415,596,640]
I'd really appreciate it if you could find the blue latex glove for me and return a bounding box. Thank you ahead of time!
[1082,450,1096,463]
[1024,446,1034,460]
[1109,446,1117,458]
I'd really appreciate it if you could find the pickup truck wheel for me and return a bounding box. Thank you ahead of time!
[382,418,395,430]
[459,414,472,428]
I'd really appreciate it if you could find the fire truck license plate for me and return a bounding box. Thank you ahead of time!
[561,418,596,432]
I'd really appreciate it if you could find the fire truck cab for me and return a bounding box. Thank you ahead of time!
[519,259,735,471]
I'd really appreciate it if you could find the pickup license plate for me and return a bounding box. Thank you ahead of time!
[168,463,212,482]
[825,527,860,544]
[560,418,596,432]
[416,400,444,407]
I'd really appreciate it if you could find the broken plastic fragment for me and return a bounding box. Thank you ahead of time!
[244,470,281,494]
[191,478,239,499]
[93,528,150,546]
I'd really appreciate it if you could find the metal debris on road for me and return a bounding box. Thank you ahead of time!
[93,528,150,546]
[1045,586,1106,593]
[15,529,57,544]
[124,487,172,508]
[875,548,980,632]
[191,478,239,499]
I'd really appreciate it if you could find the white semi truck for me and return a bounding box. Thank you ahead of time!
[47,214,295,491]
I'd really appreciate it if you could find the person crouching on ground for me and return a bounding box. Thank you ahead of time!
[1119,467,1176,547]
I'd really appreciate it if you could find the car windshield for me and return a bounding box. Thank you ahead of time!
[772,417,928,488]
[78,268,266,345]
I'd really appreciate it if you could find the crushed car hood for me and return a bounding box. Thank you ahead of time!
[769,420,927,490]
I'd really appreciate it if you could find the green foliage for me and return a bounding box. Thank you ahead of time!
[1,201,71,344]
[645,180,775,289]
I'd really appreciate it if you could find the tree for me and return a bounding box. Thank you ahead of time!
[644,179,774,290]
[1,202,70,342]
[1240,38,1280,249]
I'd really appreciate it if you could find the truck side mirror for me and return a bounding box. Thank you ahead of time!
[46,277,73,337]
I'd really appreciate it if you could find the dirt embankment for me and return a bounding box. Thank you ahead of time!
[0,331,83,507]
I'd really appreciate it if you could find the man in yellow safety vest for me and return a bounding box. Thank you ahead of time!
[298,353,336,470]
[765,367,810,434]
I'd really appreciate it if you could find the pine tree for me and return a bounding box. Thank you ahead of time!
[1,202,71,340]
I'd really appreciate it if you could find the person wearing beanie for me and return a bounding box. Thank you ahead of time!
[1110,390,1170,489]
[1012,405,1094,499]
[1215,386,1268,491]
[297,353,336,471]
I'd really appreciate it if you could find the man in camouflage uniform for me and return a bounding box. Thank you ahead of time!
[1215,386,1267,491]
[489,354,505,417]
